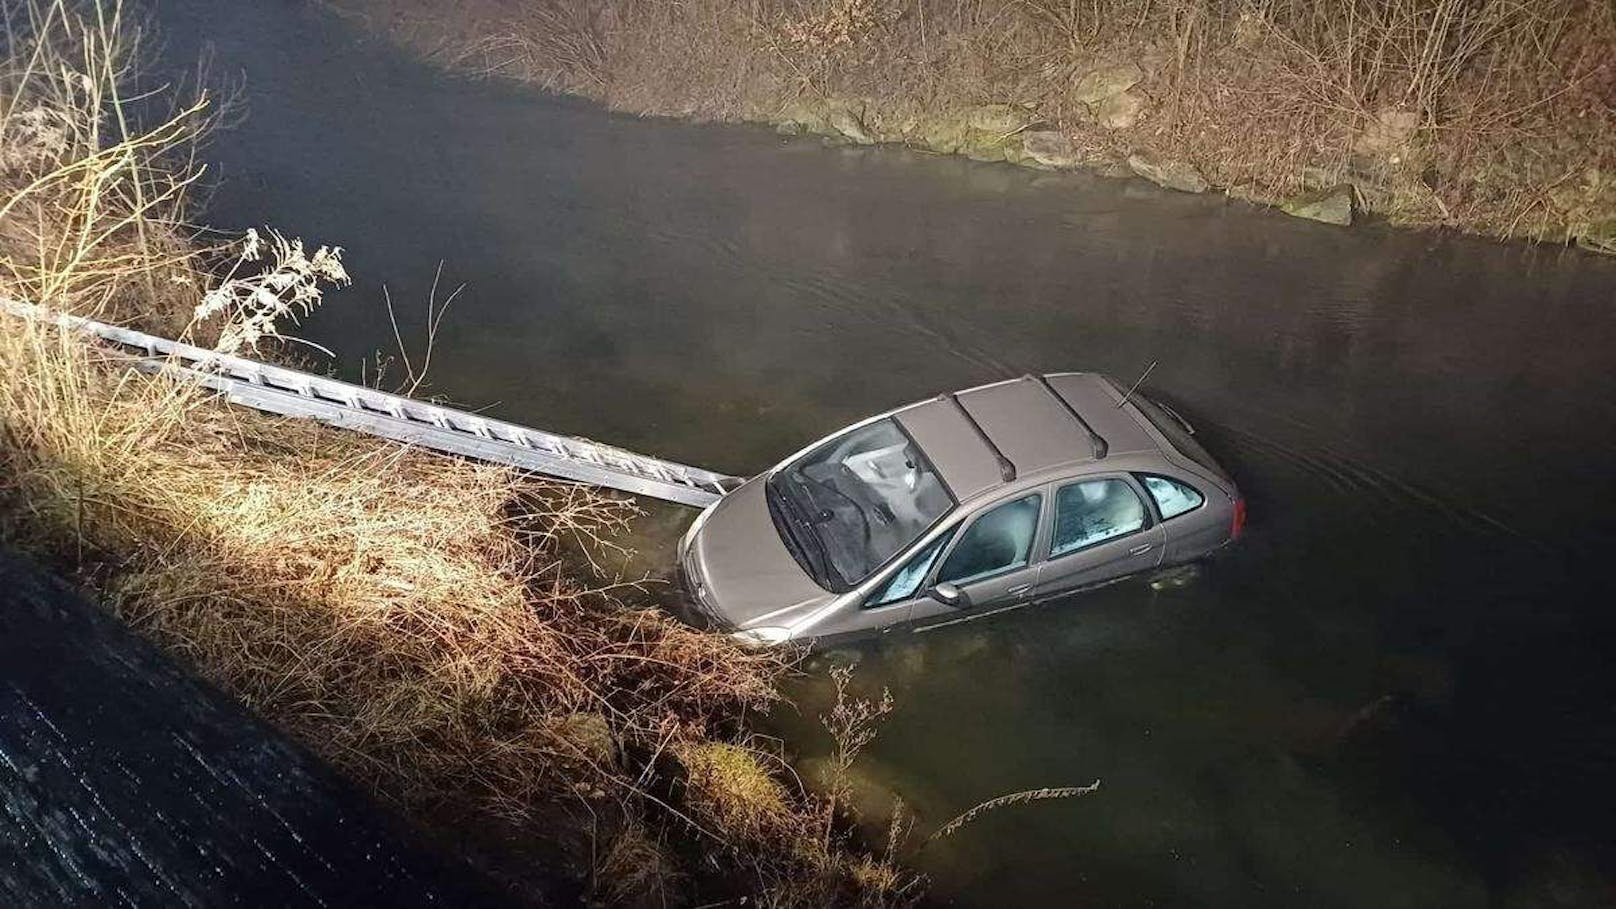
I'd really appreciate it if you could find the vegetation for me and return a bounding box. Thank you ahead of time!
[0,2,913,904]
[330,0,1615,247]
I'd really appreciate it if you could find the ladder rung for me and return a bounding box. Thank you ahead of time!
[1,297,745,508]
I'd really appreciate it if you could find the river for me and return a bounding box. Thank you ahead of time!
[153,1,1616,904]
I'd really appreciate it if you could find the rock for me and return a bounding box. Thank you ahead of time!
[1126,152,1209,193]
[1577,218,1616,256]
[859,104,908,143]
[1020,130,1081,168]
[965,103,1036,135]
[776,97,874,143]
[777,98,829,136]
[1000,135,1034,166]
[1093,155,1135,179]
[1096,89,1147,130]
[915,108,1033,163]
[961,138,1007,163]
[1074,62,1143,104]
[1282,184,1355,225]
[919,114,971,154]
[827,105,875,145]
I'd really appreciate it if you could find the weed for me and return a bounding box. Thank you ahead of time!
[1,2,900,904]
[926,780,1102,843]
[332,0,1615,243]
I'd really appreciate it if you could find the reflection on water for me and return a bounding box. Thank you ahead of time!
[154,0,1616,903]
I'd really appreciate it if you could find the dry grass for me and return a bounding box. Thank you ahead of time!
[330,0,1615,245]
[675,740,794,841]
[0,2,912,904]
[925,780,1102,842]
[659,677,918,908]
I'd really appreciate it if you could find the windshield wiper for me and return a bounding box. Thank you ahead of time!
[767,478,841,589]
[785,485,842,588]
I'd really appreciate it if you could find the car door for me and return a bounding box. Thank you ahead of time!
[908,492,1046,633]
[1031,475,1164,603]
[810,525,960,641]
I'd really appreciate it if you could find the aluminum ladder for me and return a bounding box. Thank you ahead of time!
[2,299,742,508]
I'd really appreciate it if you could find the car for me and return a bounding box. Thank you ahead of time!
[677,373,1244,646]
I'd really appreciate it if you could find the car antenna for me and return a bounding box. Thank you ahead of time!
[1115,359,1157,409]
[941,393,1016,482]
[1026,375,1108,459]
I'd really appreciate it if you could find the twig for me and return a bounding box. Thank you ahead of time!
[925,779,1102,844]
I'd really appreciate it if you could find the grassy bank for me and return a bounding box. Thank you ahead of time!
[0,2,912,904]
[330,0,1614,248]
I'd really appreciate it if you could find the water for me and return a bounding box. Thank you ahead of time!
[153,1,1616,904]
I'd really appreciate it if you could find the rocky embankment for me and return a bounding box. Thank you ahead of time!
[769,62,1594,240]
[328,0,1616,253]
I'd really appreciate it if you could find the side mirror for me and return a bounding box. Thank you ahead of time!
[927,582,971,609]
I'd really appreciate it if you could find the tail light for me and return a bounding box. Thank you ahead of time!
[1231,497,1247,538]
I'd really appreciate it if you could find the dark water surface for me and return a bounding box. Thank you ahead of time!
[154,2,1616,904]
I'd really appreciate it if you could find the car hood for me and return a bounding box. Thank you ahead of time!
[686,477,836,631]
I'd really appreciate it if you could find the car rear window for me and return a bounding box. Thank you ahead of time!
[1129,394,1225,477]
[1138,474,1204,519]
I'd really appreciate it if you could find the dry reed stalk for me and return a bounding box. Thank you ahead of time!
[925,779,1103,843]
[3,3,901,904]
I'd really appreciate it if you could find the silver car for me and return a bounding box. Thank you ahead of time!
[678,373,1244,645]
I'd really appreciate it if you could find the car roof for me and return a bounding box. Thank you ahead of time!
[893,373,1160,504]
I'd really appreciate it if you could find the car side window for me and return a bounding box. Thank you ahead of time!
[1051,479,1147,557]
[936,494,1042,585]
[1139,474,1204,520]
[865,528,956,607]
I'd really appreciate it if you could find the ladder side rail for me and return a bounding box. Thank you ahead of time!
[3,299,739,506]
[116,327,736,489]
[150,360,724,508]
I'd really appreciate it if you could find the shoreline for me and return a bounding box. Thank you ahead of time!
[0,3,911,904]
[323,0,1615,254]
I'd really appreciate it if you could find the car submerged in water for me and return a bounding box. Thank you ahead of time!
[678,373,1244,646]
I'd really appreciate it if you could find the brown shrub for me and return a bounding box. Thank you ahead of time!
[0,3,880,903]
[330,0,1616,242]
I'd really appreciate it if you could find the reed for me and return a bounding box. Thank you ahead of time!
[926,780,1103,843]
[1,2,909,903]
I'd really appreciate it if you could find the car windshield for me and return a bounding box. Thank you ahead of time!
[766,419,955,591]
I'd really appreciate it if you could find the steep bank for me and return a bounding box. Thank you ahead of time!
[0,2,906,905]
[327,0,1615,250]
[0,551,506,904]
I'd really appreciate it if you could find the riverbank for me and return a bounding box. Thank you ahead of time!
[0,3,908,905]
[326,0,1615,250]
[0,551,508,904]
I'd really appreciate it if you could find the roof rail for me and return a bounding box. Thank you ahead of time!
[1028,374,1108,459]
[941,393,1017,482]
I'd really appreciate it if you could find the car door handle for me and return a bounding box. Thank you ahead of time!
[1128,543,1154,556]
[1007,583,1032,595]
